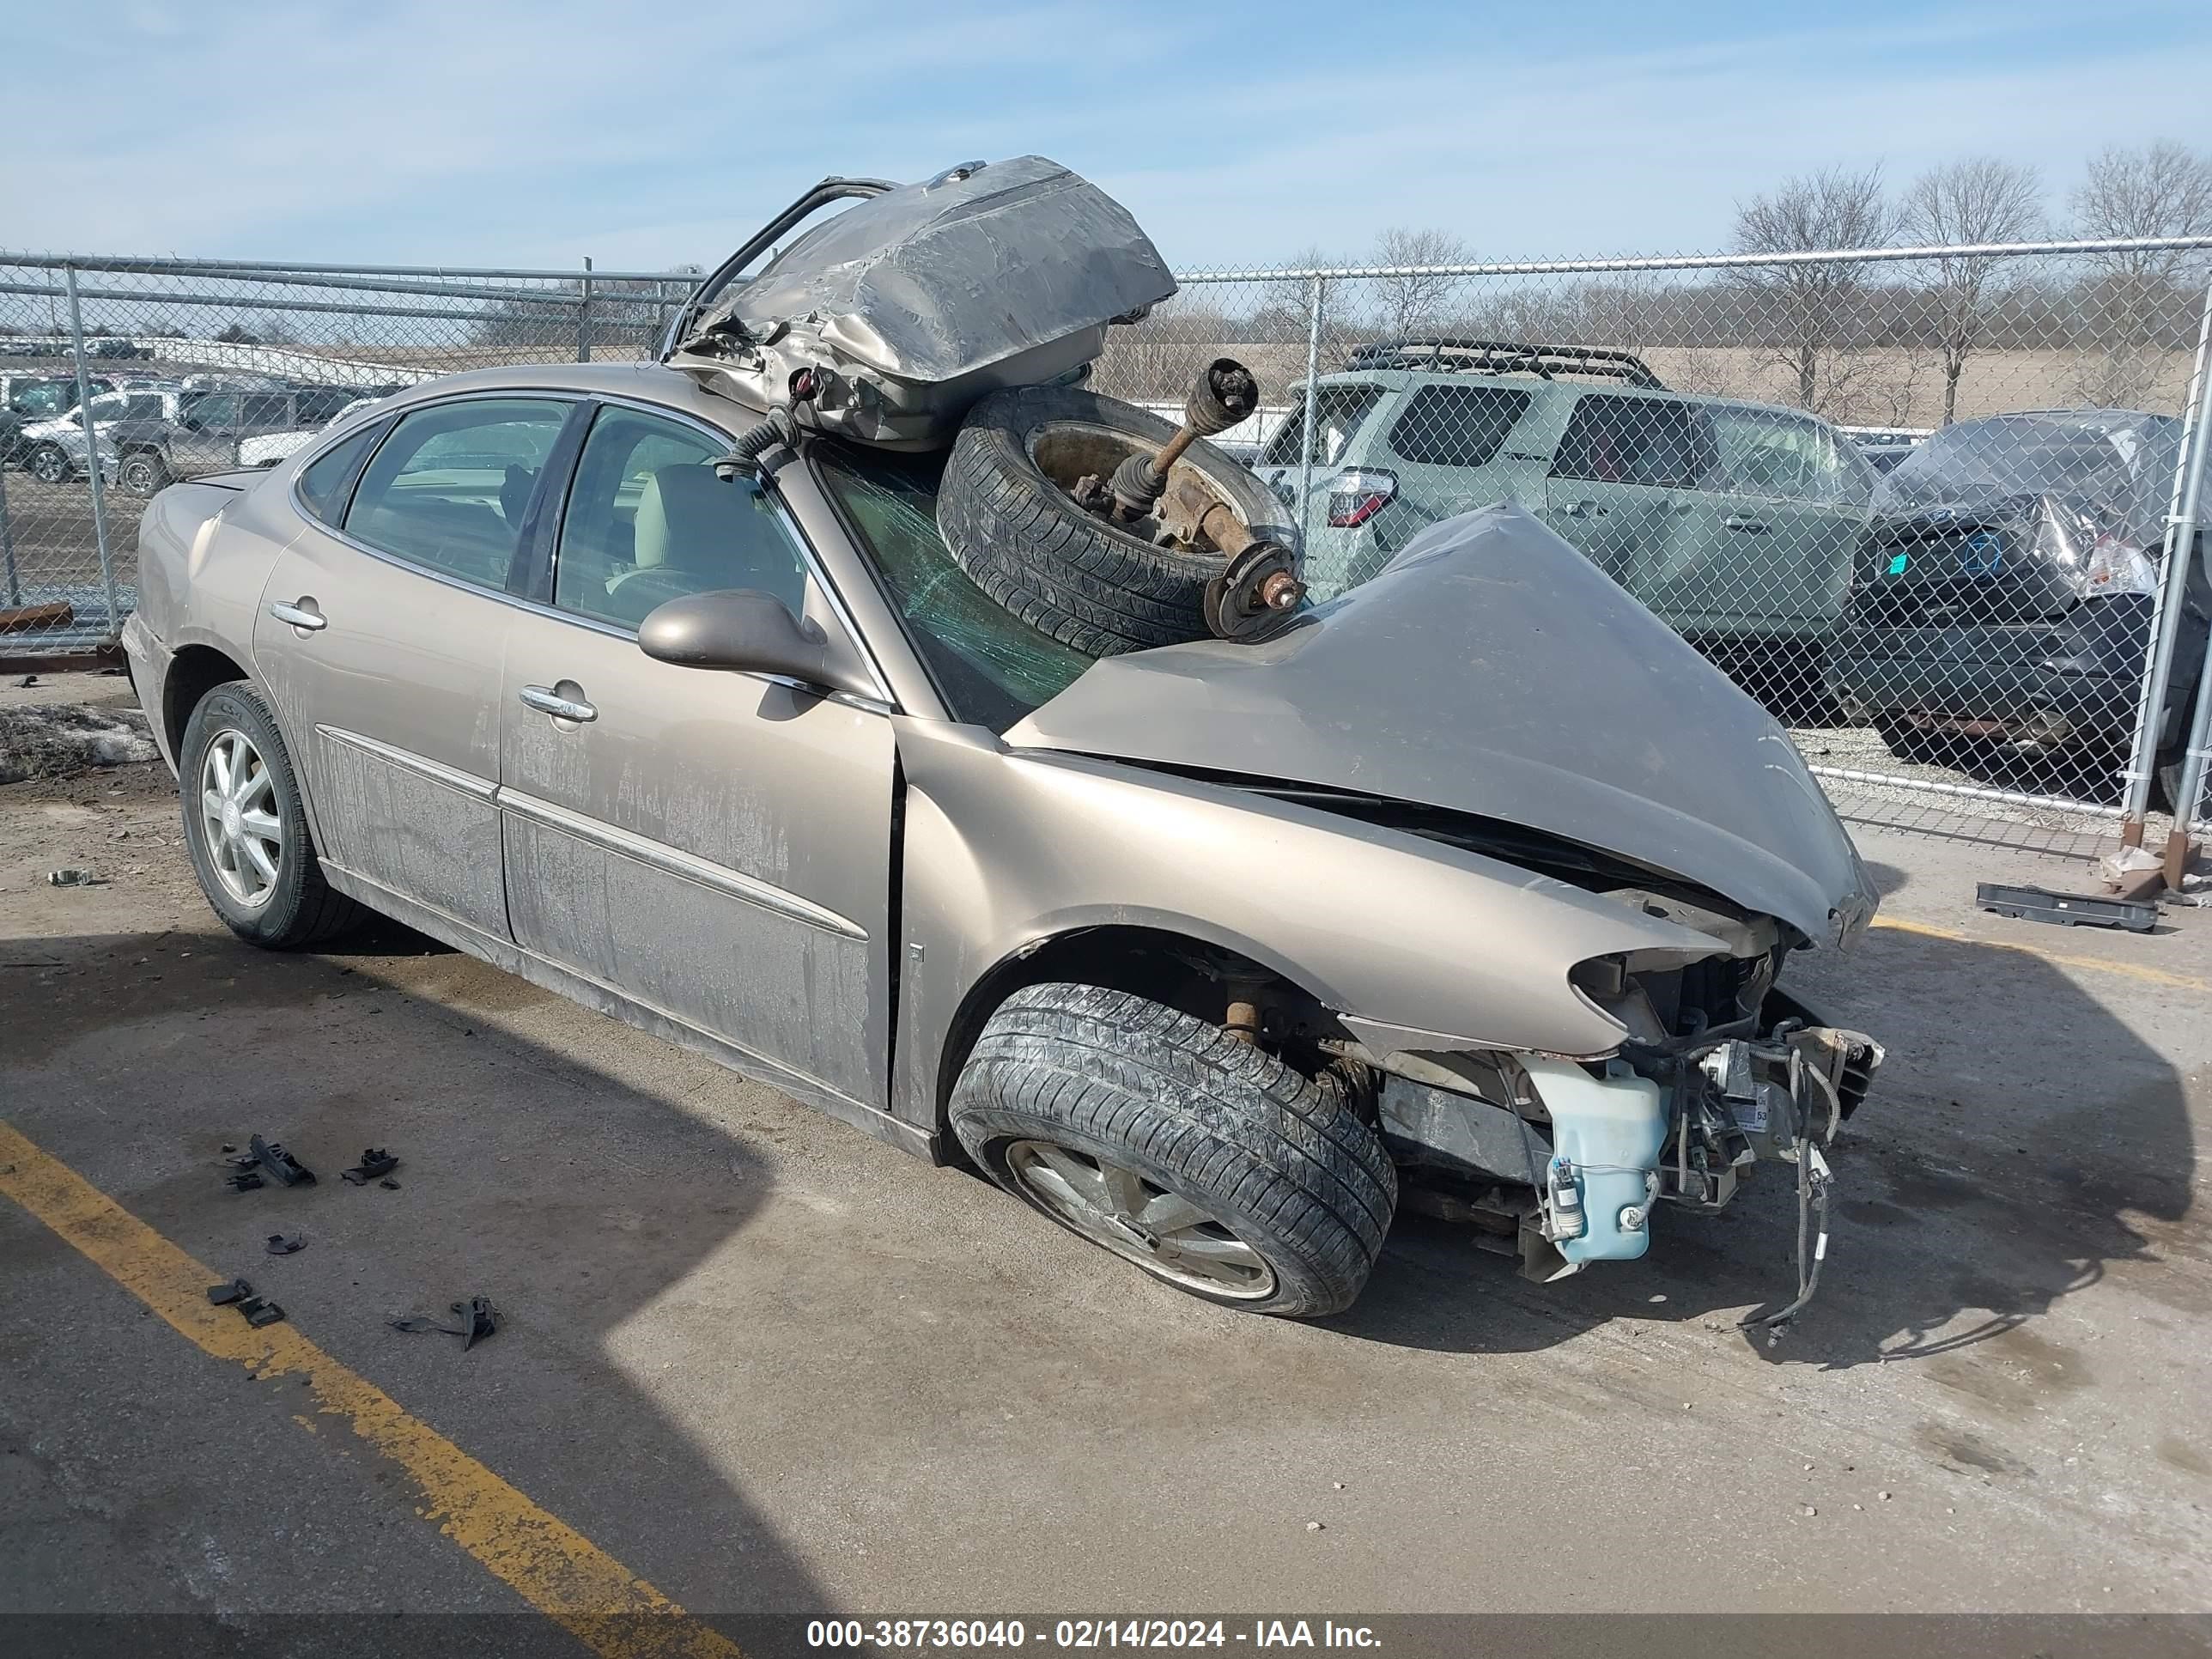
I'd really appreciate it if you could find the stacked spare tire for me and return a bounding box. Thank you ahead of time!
[663,155,1306,653]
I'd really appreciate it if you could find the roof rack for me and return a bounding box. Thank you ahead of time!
[1345,337,1665,390]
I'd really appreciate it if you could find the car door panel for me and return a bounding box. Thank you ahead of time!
[250,395,570,940]
[1542,476,1677,599]
[495,398,896,1109]
[253,529,514,937]
[499,610,895,1109]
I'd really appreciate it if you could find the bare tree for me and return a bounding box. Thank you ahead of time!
[2070,141,2212,281]
[1729,165,1892,413]
[1901,158,2045,425]
[1368,227,1474,340]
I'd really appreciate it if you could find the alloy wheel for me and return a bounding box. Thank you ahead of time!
[1003,1138,1278,1298]
[198,728,284,908]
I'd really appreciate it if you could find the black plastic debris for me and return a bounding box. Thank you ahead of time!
[264,1233,305,1255]
[340,1148,399,1186]
[225,1170,264,1193]
[378,1178,401,1191]
[1975,882,2158,933]
[248,1133,316,1187]
[389,1296,498,1350]
[206,1277,285,1328]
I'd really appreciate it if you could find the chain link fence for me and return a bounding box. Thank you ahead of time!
[0,253,685,656]
[3,237,2209,846]
[1091,237,2212,839]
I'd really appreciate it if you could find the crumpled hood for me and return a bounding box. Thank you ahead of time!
[1007,504,1876,948]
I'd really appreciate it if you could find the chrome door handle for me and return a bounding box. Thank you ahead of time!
[520,684,597,723]
[267,599,325,631]
[1723,515,1770,534]
[1562,501,1607,519]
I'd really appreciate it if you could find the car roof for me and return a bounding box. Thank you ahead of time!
[368,361,760,428]
[1312,366,1840,424]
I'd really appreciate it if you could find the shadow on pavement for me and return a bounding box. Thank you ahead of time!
[0,918,831,1641]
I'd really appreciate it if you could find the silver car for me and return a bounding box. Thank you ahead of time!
[122,360,1883,1325]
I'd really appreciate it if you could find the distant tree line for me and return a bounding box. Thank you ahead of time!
[1097,142,2212,425]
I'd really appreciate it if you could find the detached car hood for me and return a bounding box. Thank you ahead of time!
[1009,505,1875,948]
[672,156,1176,447]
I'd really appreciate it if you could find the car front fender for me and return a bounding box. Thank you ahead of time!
[888,720,1731,1135]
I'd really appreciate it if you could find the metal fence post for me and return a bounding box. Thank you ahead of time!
[2118,275,2212,845]
[577,257,593,363]
[62,263,122,641]
[0,463,20,609]
[1296,274,1327,546]
[2160,620,2212,880]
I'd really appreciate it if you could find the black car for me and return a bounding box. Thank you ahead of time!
[1826,410,2205,799]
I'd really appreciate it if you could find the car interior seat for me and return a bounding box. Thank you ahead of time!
[605,465,807,626]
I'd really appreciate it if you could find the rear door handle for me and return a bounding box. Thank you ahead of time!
[1724,515,1770,534]
[267,599,325,632]
[520,684,597,724]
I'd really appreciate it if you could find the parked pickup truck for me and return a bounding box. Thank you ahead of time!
[19,384,363,494]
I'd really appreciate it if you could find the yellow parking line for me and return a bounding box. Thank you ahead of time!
[1869,915,2212,994]
[0,1121,743,1659]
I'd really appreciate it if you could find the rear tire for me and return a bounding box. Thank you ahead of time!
[949,982,1395,1317]
[937,385,1291,657]
[27,443,70,484]
[179,681,364,949]
[118,450,169,497]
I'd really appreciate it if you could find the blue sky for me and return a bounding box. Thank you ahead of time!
[3,0,2209,272]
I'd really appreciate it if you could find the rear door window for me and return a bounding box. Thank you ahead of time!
[341,398,568,587]
[186,394,240,430]
[1262,383,1385,467]
[1550,394,1717,489]
[297,422,385,526]
[1386,385,1533,467]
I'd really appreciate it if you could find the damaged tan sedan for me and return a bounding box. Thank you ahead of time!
[123,159,1881,1325]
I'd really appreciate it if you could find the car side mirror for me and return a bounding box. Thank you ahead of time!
[637,588,866,696]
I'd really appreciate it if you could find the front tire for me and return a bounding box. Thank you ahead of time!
[950,982,1396,1317]
[179,681,363,948]
[27,443,70,484]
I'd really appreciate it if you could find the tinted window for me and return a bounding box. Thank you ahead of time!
[240,394,292,427]
[188,394,240,428]
[11,381,74,417]
[1550,394,1717,489]
[124,395,167,421]
[1387,384,1532,467]
[816,443,1092,732]
[552,406,810,629]
[343,398,567,586]
[1261,383,1385,467]
[297,423,383,525]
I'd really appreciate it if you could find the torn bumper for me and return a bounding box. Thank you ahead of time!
[1381,1017,1883,1332]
